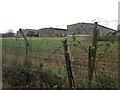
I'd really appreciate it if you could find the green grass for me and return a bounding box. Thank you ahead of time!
[2,37,119,88]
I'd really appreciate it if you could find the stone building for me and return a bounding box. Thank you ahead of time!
[67,23,115,36]
[16,23,116,37]
[39,27,67,36]
[17,29,39,37]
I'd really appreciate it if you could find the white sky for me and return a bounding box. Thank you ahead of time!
[0,0,119,33]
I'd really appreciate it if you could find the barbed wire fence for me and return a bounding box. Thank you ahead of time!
[2,22,119,89]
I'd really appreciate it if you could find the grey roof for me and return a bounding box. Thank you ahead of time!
[68,22,116,31]
[39,27,67,31]
[22,29,38,31]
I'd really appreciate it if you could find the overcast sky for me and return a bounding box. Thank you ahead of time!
[0,0,119,33]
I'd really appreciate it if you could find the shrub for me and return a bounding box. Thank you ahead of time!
[3,65,64,88]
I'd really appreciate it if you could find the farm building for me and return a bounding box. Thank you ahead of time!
[17,29,39,37]
[67,23,116,36]
[0,33,15,37]
[16,28,67,37]
[16,22,116,37]
[39,27,67,37]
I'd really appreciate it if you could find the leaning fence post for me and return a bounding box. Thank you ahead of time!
[88,22,98,88]
[62,39,75,89]
[19,28,31,68]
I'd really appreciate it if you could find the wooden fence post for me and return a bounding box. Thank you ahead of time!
[19,28,31,68]
[92,22,98,69]
[88,46,92,88]
[88,22,98,88]
[62,39,75,89]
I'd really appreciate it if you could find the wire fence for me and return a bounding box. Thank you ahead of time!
[1,19,119,88]
[2,33,119,88]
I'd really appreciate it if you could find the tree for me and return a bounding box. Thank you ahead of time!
[6,29,15,37]
[6,29,14,34]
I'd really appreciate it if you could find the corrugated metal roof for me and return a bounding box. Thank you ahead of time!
[67,22,116,31]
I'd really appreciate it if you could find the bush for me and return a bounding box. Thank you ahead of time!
[97,32,118,41]
[3,65,64,88]
[97,36,107,41]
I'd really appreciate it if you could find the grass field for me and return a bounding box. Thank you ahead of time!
[2,36,119,88]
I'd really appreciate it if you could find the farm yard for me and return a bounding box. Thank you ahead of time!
[2,35,119,89]
[1,22,119,89]
[0,0,119,88]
